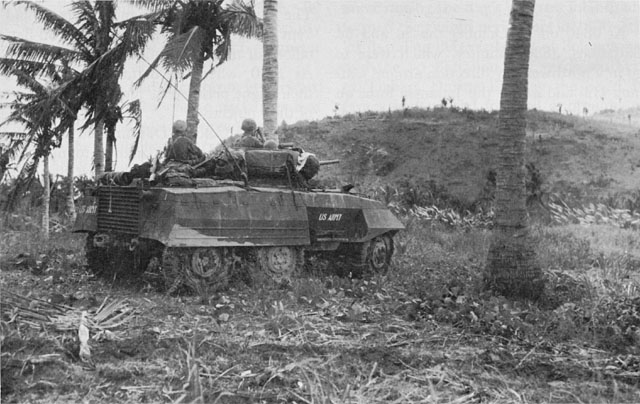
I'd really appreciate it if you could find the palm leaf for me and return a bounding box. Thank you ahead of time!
[4,154,39,212]
[133,51,163,88]
[122,99,142,164]
[116,16,156,57]
[156,26,203,75]
[222,0,263,39]
[10,1,92,56]
[0,57,60,79]
[0,35,84,66]
[126,0,174,12]
[155,73,175,108]
[1,291,135,334]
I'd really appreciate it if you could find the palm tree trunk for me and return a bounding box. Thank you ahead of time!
[94,119,105,179]
[66,125,76,222]
[186,50,205,144]
[42,154,50,240]
[485,0,543,300]
[105,126,115,172]
[262,0,279,143]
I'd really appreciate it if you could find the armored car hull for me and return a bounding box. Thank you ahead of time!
[75,181,403,293]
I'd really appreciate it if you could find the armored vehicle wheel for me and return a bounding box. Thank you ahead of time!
[367,234,394,274]
[85,233,142,278]
[256,246,303,284]
[185,248,229,293]
[161,248,185,294]
[337,234,394,278]
[161,247,230,295]
[86,233,107,275]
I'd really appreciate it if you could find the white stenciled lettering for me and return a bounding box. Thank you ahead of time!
[328,213,342,221]
[318,212,343,222]
[81,205,97,214]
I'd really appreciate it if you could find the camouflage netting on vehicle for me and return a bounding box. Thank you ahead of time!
[245,149,298,178]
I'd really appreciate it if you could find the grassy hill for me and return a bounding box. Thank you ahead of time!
[281,107,640,207]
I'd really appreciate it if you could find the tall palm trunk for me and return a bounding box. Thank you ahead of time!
[42,154,50,239]
[94,119,105,179]
[485,0,543,299]
[66,125,76,221]
[186,50,205,144]
[262,0,279,143]
[105,126,115,172]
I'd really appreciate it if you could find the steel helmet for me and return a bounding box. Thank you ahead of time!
[241,118,257,132]
[172,120,187,133]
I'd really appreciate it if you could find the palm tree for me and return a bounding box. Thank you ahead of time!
[103,97,143,171]
[262,0,278,143]
[0,70,71,238]
[0,58,80,219]
[485,0,544,299]
[135,0,262,143]
[2,0,154,179]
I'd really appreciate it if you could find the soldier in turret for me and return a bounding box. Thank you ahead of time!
[150,120,207,184]
[234,118,265,149]
[165,120,205,165]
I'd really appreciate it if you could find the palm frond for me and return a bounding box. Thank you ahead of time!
[1,291,136,334]
[70,0,98,43]
[156,73,175,108]
[3,68,49,96]
[0,35,84,66]
[126,0,174,13]
[222,0,263,39]
[133,51,163,87]
[214,28,231,65]
[4,154,38,212]
[158,26,203,74]
[0,57,59,80]
[200,62,215,82]
[0,132,28,178]
[114,9,164,28]
[116,17,156,58]
[11,0,92,55]
[122,99,142,164]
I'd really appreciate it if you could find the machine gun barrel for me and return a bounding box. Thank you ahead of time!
[319,159,340,166]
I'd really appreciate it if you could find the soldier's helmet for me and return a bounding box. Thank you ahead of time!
[241,118,257,133]
[172,120,187,135]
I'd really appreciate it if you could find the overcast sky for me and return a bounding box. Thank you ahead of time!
[1,0,639,176]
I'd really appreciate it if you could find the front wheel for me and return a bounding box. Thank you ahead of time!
[338,234,394,278]
[367,234,394,274]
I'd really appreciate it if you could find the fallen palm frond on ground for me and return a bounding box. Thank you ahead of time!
[548,198,640,229]
[411,205,494,228]
[1,291,135,337]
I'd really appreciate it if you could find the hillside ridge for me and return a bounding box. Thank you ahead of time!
[280,108,640,206]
